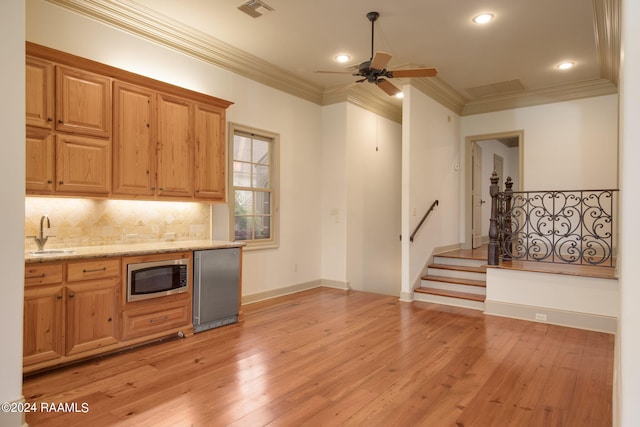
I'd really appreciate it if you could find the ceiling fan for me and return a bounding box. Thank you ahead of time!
[317,11,438,96]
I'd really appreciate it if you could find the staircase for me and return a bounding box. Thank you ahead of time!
[414,247,487,311]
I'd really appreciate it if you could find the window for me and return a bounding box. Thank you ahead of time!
[229,123,279,249]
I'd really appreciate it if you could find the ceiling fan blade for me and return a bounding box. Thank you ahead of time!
[377,79,402,96]
[389,68,438,78]
[370,51,392,70]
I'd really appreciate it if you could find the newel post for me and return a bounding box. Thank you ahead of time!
[488,171,500,266]
[502,177,514,261]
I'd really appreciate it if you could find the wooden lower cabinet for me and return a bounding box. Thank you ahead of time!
[23,284,65,367]
[121,297,190,340]
[23,259,120,372]
[24,253,194,373]
[65,278,119,356]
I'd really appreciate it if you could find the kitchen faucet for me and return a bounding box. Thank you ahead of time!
[30,215,54,251]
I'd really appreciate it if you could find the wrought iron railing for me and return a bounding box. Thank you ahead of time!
[488,172,618,267]
[409,200,439,242]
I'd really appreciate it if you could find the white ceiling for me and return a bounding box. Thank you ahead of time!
[50,0,620,116]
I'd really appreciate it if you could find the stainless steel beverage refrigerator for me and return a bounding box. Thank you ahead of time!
[192,248,240,333]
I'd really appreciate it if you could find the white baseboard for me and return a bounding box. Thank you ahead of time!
[485,300,617,333]
[399,290,414,302]
[241,279,350,305]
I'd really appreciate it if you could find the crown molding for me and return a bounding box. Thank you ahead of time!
[46,0,325,105]
[460,78,617,116]
[411,77,466,115]
[592,0,620,85]
[347,85,403,123]
[45,0,620,120]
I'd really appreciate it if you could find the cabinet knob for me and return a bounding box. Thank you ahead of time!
[56,294,62,300]
[58,119,64,124]
[58,181,64,185]
[47,179,53,184]
[68,292,74,298]
[47,117,53,122]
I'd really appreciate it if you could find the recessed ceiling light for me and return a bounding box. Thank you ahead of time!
[557,61,575,70]
[395,92,404,99]
[472,13,494,24]
[335,54,351,63]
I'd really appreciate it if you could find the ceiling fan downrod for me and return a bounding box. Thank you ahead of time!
[367,11,379,62]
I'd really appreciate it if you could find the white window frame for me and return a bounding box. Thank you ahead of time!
[228,122,279,250]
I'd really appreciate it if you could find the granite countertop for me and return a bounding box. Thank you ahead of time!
[25,240,244,263]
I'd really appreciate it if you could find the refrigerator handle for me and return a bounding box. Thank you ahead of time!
[193,252,200,322]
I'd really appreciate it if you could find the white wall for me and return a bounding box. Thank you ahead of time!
[345,104,402,295]
[401,86,461,298]
[461,95,618,191]
[319,102,402,296]
[26,0,323,300]
[320,103,348,286]
[0,1,25,426]
[619,0,640,425]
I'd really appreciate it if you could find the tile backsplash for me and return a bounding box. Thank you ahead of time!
[25,197,211,250]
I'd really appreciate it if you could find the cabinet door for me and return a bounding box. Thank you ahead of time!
[56,65,111,138]
[26,129,55,193]
[194,103,226,201]
[65,278,119,356]
[26,56,54,129]
[113,81,156,196]
[157,94,193,198]
[56,134,111,195]
[23,285,64,367]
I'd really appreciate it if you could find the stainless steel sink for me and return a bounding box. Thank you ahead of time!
[29,249,77,256]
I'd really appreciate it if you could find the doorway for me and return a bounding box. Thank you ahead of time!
[464,131,523,250]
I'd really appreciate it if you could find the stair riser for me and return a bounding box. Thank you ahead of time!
[421,280,486,295]
[433,256,486,268]
[426,268,486,281]
[414,292,485,311]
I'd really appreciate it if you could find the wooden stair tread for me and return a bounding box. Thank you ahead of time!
[428,263,487,273]
[420,275,486,288]
[415,287,486,302]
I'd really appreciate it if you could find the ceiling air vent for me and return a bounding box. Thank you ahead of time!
[237,0,274,18]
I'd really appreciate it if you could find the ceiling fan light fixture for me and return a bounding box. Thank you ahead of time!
[335,54,351,63]
[557,61,575,70]
[395,92,404,99]
[472,13,494,24]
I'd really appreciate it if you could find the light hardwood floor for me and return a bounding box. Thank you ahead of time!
[23,287,614,426]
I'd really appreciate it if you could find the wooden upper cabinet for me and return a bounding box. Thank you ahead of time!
[26,56,54,129]
[194,103,226,202]
[113,81,156,196]
[56,134,111,195]
[157,94,194,198]
[56,65,111,138]
[26,128,55,194]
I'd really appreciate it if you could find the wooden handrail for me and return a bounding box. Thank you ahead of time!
[409,200,439,242]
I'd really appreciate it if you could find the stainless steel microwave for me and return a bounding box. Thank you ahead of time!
[126,258,189,302]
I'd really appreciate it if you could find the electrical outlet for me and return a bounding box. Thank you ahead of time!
[535,313,547,322]
[165,232,176,241]
[125,234,137,241]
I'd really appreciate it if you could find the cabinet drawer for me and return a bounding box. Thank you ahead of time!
[67,258,120,282]
[121,299,190,340]
[25,263,63,286]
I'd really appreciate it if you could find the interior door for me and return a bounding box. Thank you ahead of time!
[472,142,483,248]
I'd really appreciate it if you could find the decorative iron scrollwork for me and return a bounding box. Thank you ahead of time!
[489,173,617,267]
